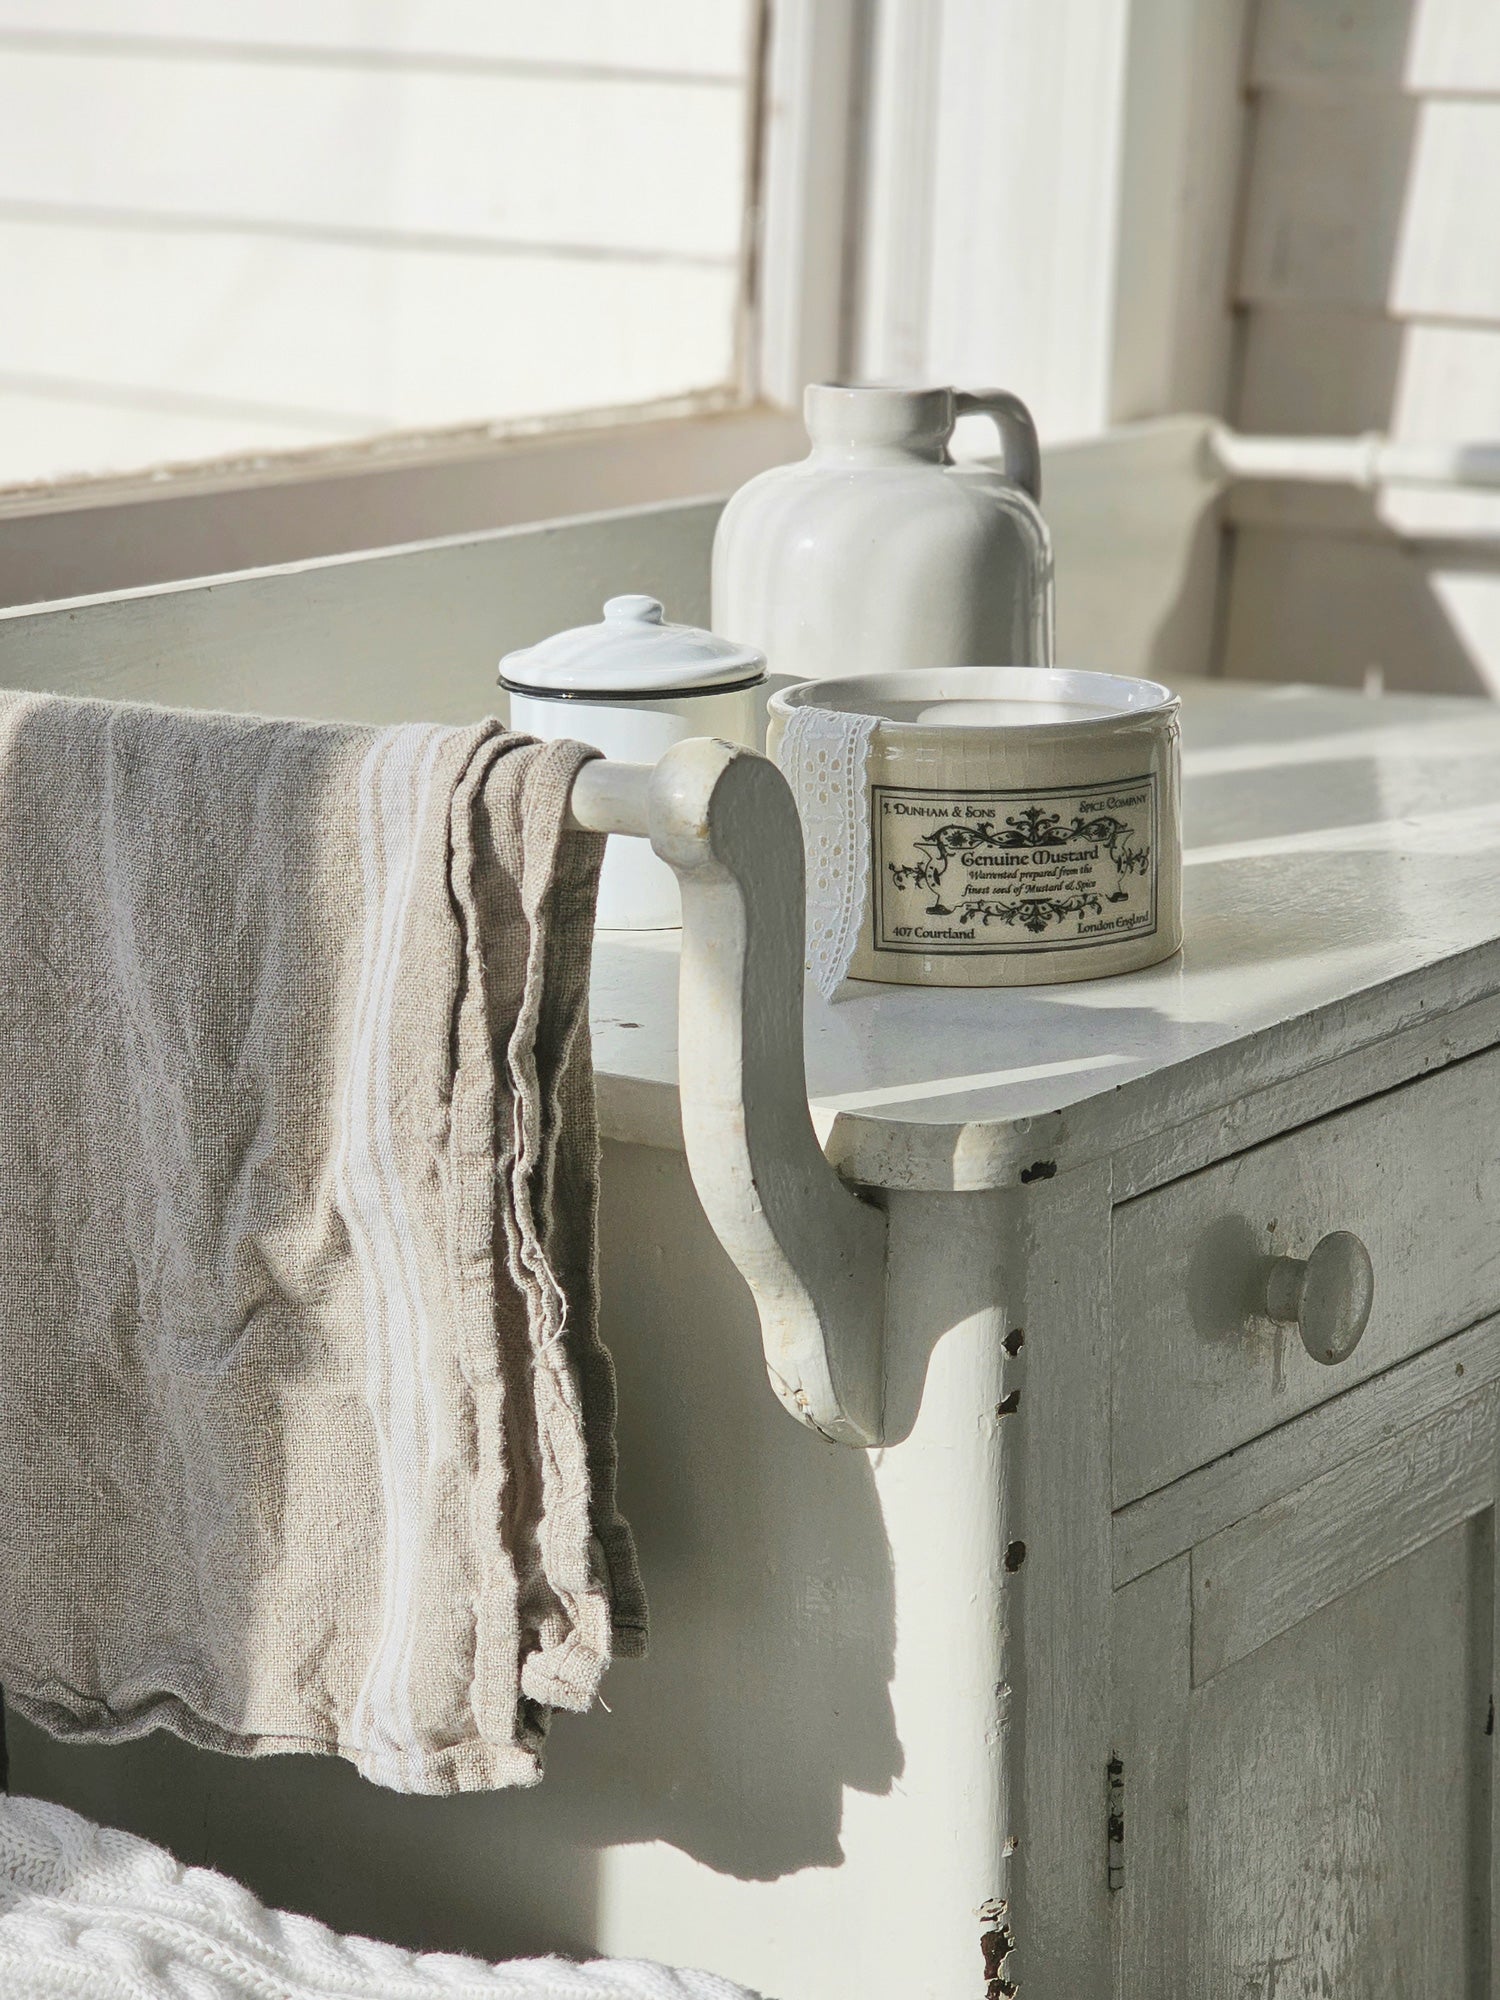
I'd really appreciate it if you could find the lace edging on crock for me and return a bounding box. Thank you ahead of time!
[774,706,877,1000]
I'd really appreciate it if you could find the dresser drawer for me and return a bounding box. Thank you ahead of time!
[1112,1045,1500,1505]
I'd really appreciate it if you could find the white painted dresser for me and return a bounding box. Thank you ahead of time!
[4,523,1500,1997]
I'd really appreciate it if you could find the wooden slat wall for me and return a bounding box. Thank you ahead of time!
[0,2,750,73]
[0,2,754,490]
[1224,0,1500,694]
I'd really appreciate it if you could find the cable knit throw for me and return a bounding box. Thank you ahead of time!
[0,693,644,1795]
[0,1796,761,2000]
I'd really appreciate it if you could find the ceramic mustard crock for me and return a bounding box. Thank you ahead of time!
[768,666,1182,988]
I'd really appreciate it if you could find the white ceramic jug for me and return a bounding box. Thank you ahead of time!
[711,383,1054,682]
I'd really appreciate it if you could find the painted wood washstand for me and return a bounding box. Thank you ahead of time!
[6,501,1500,2000]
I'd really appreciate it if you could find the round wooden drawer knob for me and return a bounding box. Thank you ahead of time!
[1264,1230,1375,1365]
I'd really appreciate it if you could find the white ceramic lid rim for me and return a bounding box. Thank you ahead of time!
[768,666,1178,735]
[502,671,765,702]
[500,592,765,695]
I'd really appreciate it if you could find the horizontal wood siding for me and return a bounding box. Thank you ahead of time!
[0,51,744,257]
[0,221,738,438]
[0,3,749,76]
[1225,0,1500,693]
[0,3,755,489]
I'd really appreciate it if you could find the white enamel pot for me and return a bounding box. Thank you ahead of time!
[501,595,764,929]
[767,667,1182,987]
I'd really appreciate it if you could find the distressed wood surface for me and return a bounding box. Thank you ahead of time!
[1114,1313,1500,1586]
[1113,1045,1500,1504]
[1190,1385,1498,1682]
[1187,1518,1486,1994]
[1492,1475,1500,1986]
[1110,1559,1191,2000]
[999,1159,1115,2000]
[1112,988,1500,1200]
[1114,1389,1497,1993]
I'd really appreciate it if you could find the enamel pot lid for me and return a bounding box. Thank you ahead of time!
[499,595,765,699]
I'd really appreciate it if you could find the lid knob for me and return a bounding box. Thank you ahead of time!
[603,594,665,624]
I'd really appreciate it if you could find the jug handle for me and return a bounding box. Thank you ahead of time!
[954,389,1042,502]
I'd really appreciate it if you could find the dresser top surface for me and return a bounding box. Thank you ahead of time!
[592,680,1500,1189]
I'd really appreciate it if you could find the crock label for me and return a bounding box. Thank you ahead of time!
[873,775,1158,955]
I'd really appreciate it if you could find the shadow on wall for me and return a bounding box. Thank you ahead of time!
[1219,499,1500,699]
[1045,416,1227,687]
[1225,0,1500,697]
[11,1140,903,1960]
[1046,413,1500,703]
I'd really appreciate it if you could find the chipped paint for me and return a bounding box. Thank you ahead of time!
[979,1898,1018,1998]
[1107,1755,1125,1892]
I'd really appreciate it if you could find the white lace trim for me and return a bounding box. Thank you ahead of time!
[775,705,878,1000]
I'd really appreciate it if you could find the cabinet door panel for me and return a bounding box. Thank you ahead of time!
[1114,1396,1499,1997]
[1191,1518,1486,1997]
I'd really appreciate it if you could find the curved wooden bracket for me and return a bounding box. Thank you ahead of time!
[570,739,888,1447]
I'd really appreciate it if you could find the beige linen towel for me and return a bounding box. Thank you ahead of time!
[0,691,644,1794]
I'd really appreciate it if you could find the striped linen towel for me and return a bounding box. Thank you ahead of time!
[0,692,644,1793]
[0,1795,759,1999]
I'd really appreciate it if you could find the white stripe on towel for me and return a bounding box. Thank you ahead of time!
[335,723,454,1784]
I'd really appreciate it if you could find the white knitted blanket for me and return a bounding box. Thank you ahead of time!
[0,1796,762,2000]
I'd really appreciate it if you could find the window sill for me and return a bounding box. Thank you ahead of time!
[0,399,807,612]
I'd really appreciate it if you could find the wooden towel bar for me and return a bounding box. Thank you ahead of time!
[567,740,888,1447]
